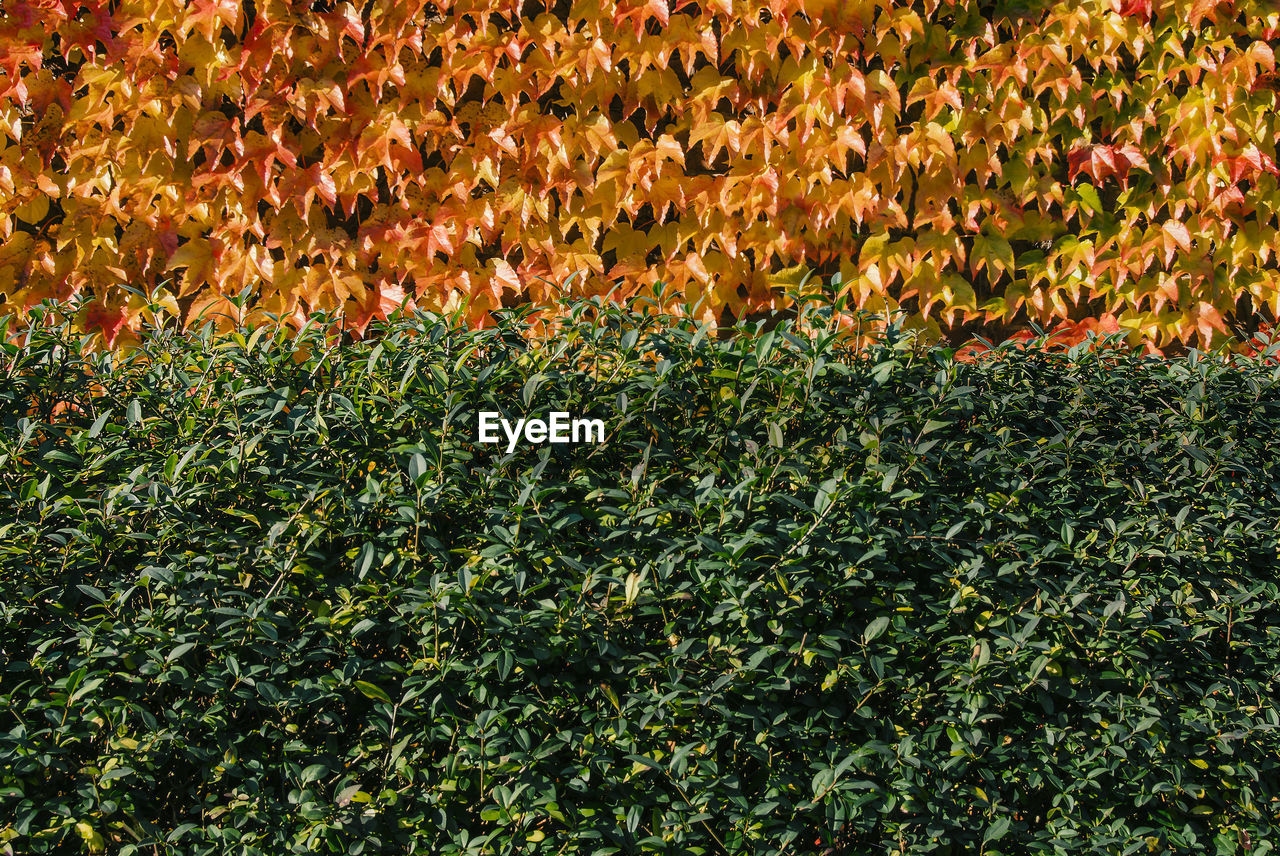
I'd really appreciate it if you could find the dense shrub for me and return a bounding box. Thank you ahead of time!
[3,300,1280,854]
[2,0,1279,349]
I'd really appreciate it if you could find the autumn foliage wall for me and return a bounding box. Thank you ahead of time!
[1,0,1279,350]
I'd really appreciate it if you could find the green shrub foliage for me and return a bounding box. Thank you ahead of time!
[3,302,1280,854]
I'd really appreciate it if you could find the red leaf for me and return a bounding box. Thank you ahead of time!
[1067,146,1092,184]
[84,300,128,346]
[955,341,992,363]
[305,164,337,209]
[1228,144,1279,183]
[1115,144,1150,174]
[338,2,365,43]
[1092,146,1117,180]
[1068,144,1147,185]
[348,281,411,335]
[1115,0,1152,18]
[157,224,179,258]
[377,282,411,318]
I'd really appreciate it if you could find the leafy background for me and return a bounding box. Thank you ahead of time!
[3,303,1280,853]
[2,0,1279,350]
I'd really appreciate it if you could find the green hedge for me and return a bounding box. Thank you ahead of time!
[3,301,1280,855]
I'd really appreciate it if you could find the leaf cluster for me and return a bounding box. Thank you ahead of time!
[2,0,1280,350]
[3,301,1280,853]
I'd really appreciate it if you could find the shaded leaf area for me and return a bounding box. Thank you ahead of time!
[3,302,1280,854]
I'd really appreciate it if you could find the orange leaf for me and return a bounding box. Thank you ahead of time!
[165,238,219,296]
[1163,221,1192,254]
[1194,301,1228,342]
[490,258,522,300]
[684,252,711,285]
[314,167,338,209]
[83,300,128,346]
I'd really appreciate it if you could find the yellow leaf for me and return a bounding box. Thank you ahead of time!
[165,238,217,296]
[15,194,50,224]
[75,822,105,851]
[767,264,813,291]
